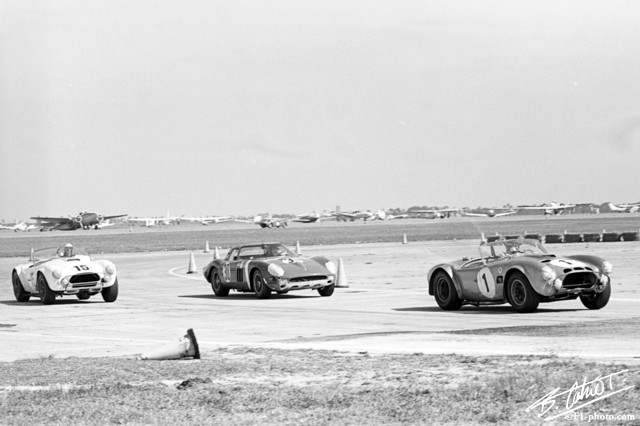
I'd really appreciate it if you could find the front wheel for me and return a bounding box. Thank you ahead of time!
[432,271,462,310]
[252,271,271,299]
[101,278,119,303]
[507,272,539,313]
[37,274,56,305]
[211,272,229,297]
[12,271,30,302]
[318,284,335,297]
[580,284,611,310]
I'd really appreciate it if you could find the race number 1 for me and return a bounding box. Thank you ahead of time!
[477,267,496,298]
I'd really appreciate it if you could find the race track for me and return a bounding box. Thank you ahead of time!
[1,240,639,362]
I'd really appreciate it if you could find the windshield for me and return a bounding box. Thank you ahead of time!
[31,246,89,261]
[479,238,547,260]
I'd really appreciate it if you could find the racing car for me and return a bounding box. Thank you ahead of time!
[11,244,119,305]
[427,237,612,313]
[203,242,337,299]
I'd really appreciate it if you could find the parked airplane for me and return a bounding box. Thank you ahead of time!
[128,211,181,227]
[373,210,408,220]
[236,214,289,228]
[608,202,640,213]
[330,206,378,221]
[517,201,575,215]
[181,215,235,225]
[0,221,39,232]
[409,208,459,219]
[462,208,518,218]
[290,212,332,223]
[31,212,127,230]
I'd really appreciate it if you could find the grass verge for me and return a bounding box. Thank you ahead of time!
[1,348,638,425]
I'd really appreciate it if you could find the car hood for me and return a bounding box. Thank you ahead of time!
[38,256,105,274]
[268,257,329,276]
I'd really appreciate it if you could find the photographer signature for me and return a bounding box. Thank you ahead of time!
[526,369,635,421]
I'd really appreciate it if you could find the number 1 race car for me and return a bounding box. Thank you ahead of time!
[427,238,612,313]
[203,242,337,299]
[11,244,119,305]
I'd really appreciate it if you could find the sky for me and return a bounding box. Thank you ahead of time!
[1,0,640,220]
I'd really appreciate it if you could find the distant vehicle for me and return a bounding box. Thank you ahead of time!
[409,208,459,219]
[11,244,119,305]
[203,242,337,299]
[427,238,612,313]
[462,208,518,218]
[607,202,640,213]
[517,201,575,215]
[0,221,39,232]
[32,211,127,230]
[236,214,290,228]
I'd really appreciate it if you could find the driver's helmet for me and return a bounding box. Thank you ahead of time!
[62,243,74,257]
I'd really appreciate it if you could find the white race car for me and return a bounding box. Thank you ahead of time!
[11,244,119,305]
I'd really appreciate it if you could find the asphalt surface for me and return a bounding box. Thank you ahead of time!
[1,240,639,362]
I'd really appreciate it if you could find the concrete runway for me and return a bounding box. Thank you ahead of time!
[1,240,639,362]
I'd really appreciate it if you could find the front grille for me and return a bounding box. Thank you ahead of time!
[70,273,100,284]
[562,272,598,289]
[290,276,327,283]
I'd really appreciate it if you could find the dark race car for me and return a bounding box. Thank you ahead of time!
[203,242,337,299]
[427,238,612,313]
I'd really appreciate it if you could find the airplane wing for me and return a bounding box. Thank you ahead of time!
[462,212,488,217]
[494,210,518,217]
[103,214,128,220]
[30,216,73,225]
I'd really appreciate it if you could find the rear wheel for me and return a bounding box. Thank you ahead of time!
[101,278,118,303]
[318,284,335,297]
[211,272,229,297]
[37,274,56,305]
[433,271,462,310]
[12,271,30,302]
[580,284,611,309]
[507,272,539,313]
[252,271,271,299]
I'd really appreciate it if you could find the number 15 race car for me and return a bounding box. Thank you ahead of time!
[203,242,337,299]
[11,244,119,305]
[427,238,612,313]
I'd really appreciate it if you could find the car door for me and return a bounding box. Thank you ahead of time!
[455,258,506,302]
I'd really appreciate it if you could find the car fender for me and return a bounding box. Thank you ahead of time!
[427,264,463,299]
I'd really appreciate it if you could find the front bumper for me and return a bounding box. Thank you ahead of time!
[268,275,335,291]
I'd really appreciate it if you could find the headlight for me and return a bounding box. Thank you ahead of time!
[601,261,613,275]
[325,261,337,274]
[541,266,556,282]
[62,277,70,286]
[268,264,285,277]
[52,269,62,279]
[105,264,116,275]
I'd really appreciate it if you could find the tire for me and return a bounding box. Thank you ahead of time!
[580,284,611,310]
[432,271,462,310]
[37,274,56,305]
[317,284,335,297]
[101,278,119,303]
[252,270,271,299]
[77,292,91,300]
[12,271,30,302]
[507,271,539,313]
[211,271,229,297]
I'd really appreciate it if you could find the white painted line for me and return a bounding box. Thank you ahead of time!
[169,266,203,281]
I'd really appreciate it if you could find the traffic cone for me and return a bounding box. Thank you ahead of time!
[204,241,210,253]
[213,246,220,260]
[480,233,486,243]
[335,258,349,288]
[295,240,302,255]
[187,251,197,274]
[402,233,408,244]
[137,329,201,360]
